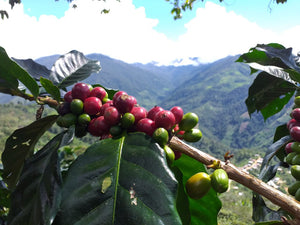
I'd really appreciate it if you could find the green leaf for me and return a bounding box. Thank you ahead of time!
[0,46,40,98]
[1,115,59,190]
[245,72,296,120]
[7,131,68,225]
[40,77,61,101]
[53,132,181,225]
[49,50,101,89]
[173,154,221,225]
[12,58,51,81]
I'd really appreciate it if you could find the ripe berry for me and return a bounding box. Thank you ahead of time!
[104,106,121,125]
[136,118,156,136]
[292,108,300,122]
[288,118,300,130]
[88,116,110,136]
[57,102,71,116]
[113,91,127,105]
[130,106,147,124]
[64,91,73,103]
[83,96,102,116]
[290,126,300,142]
[147,106,164,121]
[90,87,107,100]
[71,83,91,101]
[170,106,184,124]
[154,110,176,130]
[99,101,114,116]
[174,150,182,160]
[114,94,135,114]
[285,142,293,154]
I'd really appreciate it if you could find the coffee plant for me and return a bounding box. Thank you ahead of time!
[1,42,300,225]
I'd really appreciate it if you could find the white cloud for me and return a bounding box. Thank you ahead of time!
[0,0,300,65]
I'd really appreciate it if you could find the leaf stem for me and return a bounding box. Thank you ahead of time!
[169,136,300,224]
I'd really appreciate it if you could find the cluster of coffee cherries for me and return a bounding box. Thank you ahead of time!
[285,96,300,201]
[185,167,229,199]
[56,82,202,162]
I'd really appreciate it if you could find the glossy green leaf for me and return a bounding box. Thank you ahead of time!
[173,154,221,225]
[0,46,39,98]
[53,132,181,225]
[49,50,101,89]
[40,77,61,101]
[1,115,59,190]
[245,72,296,120]
[7,131,68,225]
[12,58,51,81]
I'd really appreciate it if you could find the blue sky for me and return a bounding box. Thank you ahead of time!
[1,0,300,65]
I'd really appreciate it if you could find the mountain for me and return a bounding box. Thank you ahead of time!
[158,55,290,152]
[3,53,291,158]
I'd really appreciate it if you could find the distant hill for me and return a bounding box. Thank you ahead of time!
[2,53,292,158]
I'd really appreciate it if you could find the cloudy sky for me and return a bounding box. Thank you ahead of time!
[0,0,300,65]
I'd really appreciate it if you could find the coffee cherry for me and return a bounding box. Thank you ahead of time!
[286,152,298,165]
[136,118,156,136]
[121,112,135,129]
[163,145,175,165]
[147,106,164,121]
[183,128,202,142]
[56,113,77,128]
[57,102,71,116]
[88,116,110,136]
[288,181,300,196]
[113,91,127,105]
[109,125,123,137]
[210,169,229,193]
[285,142,293,154]
[292,154,300,165]
[292,108,300,122]
[70,99,84,115]
[290,126,300,142]
[295,96,300,106]
[174,150,182,160]
[179,112,199,131]
[63,91,73,103]
[185,172,211,199]
[114,94,135,114]
[291,165,300,180]
[154,110,176,130]
[99,101,114,116]
[291,142,300,154]
[130,106,147,124]
[104,106,121,125]
[152,127,169,147]
[71,83,91,101]
[83,97,102,116]
[170,106,184,124]
[90,86,107,100]
[77,113,91,126]
[287,119,300,130]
